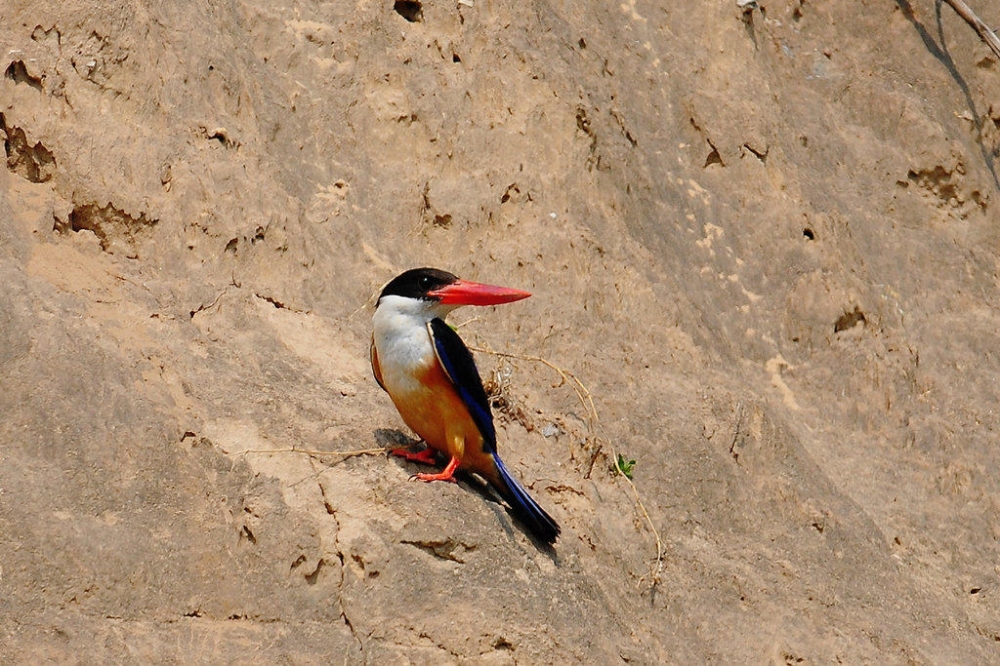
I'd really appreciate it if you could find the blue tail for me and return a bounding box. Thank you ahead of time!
[493,455,560,545]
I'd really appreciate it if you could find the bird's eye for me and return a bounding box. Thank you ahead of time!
[418,276,431,289]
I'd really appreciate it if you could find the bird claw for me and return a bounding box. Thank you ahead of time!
[410,471,457,483]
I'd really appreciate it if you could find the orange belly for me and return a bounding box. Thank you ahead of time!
[387,360,496,478]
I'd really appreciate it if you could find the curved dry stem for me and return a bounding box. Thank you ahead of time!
[470,343,663,587]
[243,446,386,461]
[944,0,1000,60]
[468,345,599,428]
[609,442,665,589]
[242,446,388,488]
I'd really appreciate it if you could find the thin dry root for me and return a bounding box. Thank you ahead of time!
[944,0,1000,60]
[469,345,598,429]
[243,446,386,461]
[242,446,389,489]
[470,343,664,588]
[610,443,665,589]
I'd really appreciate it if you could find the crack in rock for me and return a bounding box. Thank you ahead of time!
[401,538,476,563]
[315,476,364,654]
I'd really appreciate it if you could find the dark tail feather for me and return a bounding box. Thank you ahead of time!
[493,455,560,545]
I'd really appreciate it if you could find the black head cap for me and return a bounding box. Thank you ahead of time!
[378,267,458,304]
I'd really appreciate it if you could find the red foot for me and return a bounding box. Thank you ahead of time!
[411,456,460,483]
[390,447,439,465]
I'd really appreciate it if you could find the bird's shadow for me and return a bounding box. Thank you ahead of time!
[374,428,420,449]
[374,428,558,557]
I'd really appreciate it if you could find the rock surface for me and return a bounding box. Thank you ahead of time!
[2,0,999,662]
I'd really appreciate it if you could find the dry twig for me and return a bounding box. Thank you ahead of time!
[944,0,1000,60]
[241,446,388,488]
[243,446,385,461]
[469,345,598,429]
[471,344,664,588]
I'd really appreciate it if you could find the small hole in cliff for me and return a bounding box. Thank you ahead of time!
[501,183,520,204]
[224,238,238,253]
[5,60,43,90]
[493,637,513,651]
[578,38,587,49]
[803,228,815,240]
[305,559,325,585]
[208,128,233,148]
[452,53,461,63]
[66,205,102,239]
[575,107,592,136]
[2,113,56,183]
[834,306,866,333]
[394,0,423,22]
[433,214,452,228]
[704,141,723,168]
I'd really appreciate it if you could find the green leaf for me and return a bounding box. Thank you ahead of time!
[615,453,636,479]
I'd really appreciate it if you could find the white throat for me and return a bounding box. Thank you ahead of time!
[372,295,458,382]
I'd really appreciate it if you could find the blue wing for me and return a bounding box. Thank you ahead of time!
[427,318,497,453]
[429,318,561,544]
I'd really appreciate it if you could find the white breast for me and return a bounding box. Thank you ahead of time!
[372,295,444,395]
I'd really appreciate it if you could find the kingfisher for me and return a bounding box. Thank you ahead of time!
[371,267,560,545]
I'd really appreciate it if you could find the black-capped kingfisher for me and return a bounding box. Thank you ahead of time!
[371,267,560,545]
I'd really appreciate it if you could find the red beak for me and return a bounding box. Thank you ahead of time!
[428,279,531,306]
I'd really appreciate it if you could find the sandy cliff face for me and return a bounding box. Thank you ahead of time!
[2,0,999,662]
